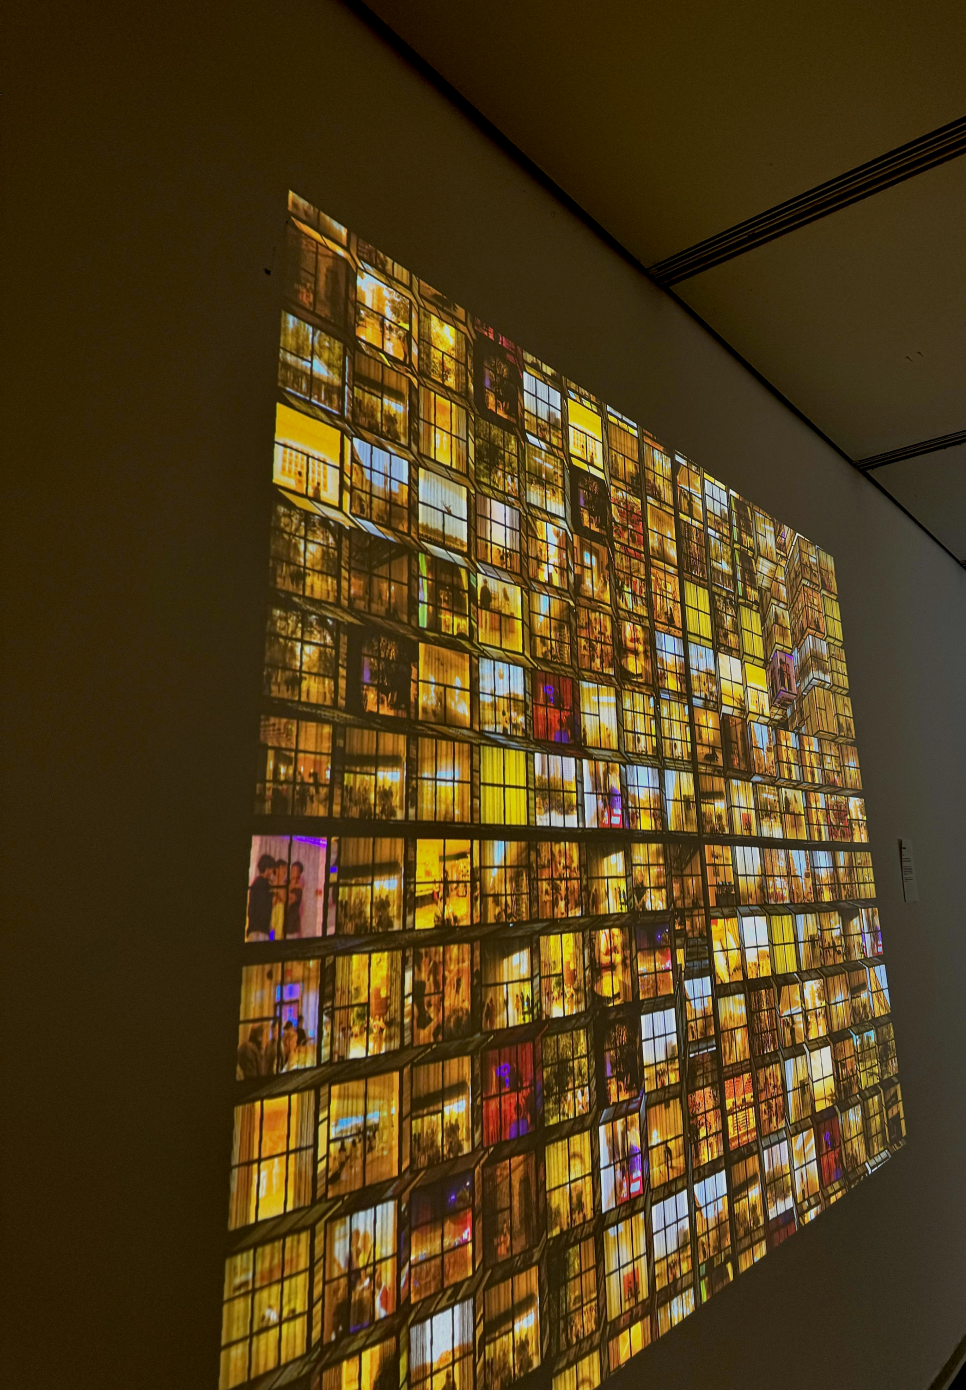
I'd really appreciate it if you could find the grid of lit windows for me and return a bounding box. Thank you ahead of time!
[219,193,905,1390]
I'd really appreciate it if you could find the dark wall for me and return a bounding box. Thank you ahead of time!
[5,2,966,1387]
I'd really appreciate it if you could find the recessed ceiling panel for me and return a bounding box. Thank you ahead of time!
[365,0,966,264]
[672,158,966,459]
[874,447,966,561]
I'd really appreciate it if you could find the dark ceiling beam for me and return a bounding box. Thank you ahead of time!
[854,429,966,471]
[648,115,966,285]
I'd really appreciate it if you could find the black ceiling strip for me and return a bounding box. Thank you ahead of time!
[860,468,964,566]
[648,114,966,285]
[856,429,966,471]
[347,0,965,571]
[928,1328,966,1390]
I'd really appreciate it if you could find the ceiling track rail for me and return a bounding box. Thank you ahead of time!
[648,114,966,285]
[855,429,966,471]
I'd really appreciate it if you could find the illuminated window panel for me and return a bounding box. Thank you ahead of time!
[270,498,341,601]
[417,737,470,822]
[419,553,471,637]
[238,959,321,1078]
[651,1190,691,1292]
[694,1168,733,1301]
[534,752,579,828]
[603,1210,649,1319]
[255,716,333,817]
[478,419,521,499]
[543,1025,593,1125]
[246,835,327,942]
[412,1057,473,1170]
[415,838,472,930]
[332,837,404,935]
[536,839,582,918]
[321,1199,398,1342]
[348,532,409,622]
[478,838,530,924]
[322,1071,404,1196]
[217,191,906,1390]
[219,1233,310,1389]
[540,930,586,1017]
[412,942,473,1044]
[228,1092,315,1230]
[411,1301,476,1390]
[641,1006,680,1091]
[342,727,405,821]
[410,1173,476,1302]
[546,1130,594,1235]
[330,951,403,1061]
[349,438,409,532]
[419,312,467,393]
[483,1265,541,1390]
[484,1153,540,1265]
[630,841,666,910]
[482,939,537,1029]
[264,604,338,708]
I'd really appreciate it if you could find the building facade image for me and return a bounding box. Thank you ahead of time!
[219,190,905,1390]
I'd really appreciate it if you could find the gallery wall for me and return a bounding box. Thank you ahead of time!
[6,0,966,1386]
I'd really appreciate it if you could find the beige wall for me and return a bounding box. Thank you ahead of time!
[6,1,966,1386]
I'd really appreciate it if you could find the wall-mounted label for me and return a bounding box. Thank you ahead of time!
[899,839,919,903]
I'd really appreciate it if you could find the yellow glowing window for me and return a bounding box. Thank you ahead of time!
[540,931,586,1016]
[744,661,769,717]
[414,839,472,930]
[356,270,412,361]
[769,914,798,973]
[626,765,661,832]
[739,604,764,660]
[567,397,604,473]
[478,839,530,924]
[420,387,468,472]
[534,752,579,827]
[411,1303,475,1390]
[418,467,468,551]
[324,1072,401,1194]
[648,1099,686,1186]
[228,1093,314,1231]
[273,402,342,504]
[579,681,619,750]
[418,644,471,727]
[477,576,524,652]
[711,914,743,984]
[547,1130,594,1235]
[480,745,528,824]
[417,738,470,822]
[420,312,467,391]
[603,1211,648,1318]
[219,1232,310,1388]
[322,1200,398,1341]
[631,843,667,912]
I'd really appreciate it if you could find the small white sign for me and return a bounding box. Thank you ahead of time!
[899,839,919,903]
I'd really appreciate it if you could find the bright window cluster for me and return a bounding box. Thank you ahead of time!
[221,191,905,1390]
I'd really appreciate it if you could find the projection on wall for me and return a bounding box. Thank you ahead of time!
[220,191,905,1390]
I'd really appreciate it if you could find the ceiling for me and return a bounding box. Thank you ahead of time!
[359,0,966,563]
